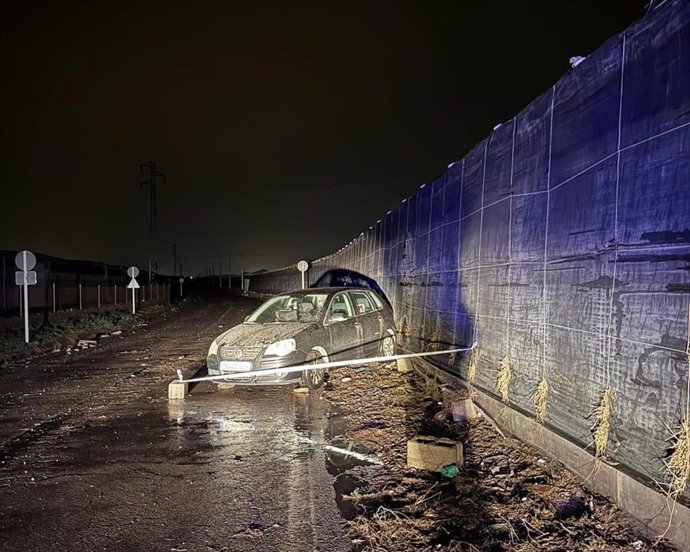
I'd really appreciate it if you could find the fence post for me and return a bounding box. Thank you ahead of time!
[79,283,82,310]
[2,255,5,310]
[52,282,56,313]
[97,285,101,309]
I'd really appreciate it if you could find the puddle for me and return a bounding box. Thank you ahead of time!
[323,402,378,521]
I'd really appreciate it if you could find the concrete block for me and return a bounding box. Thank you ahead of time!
[168,381,188,400]
[407,436,463,472]
[396,358,413,373]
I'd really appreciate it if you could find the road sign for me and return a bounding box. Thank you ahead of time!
[178,277,184,283]
[297,260,309,289]
[15,250,36,271]
[15,271,37,286]
[127,274,140,315]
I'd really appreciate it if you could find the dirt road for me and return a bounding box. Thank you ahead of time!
[0,294,352,552]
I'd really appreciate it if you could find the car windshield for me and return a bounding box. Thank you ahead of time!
[245,293,329,324]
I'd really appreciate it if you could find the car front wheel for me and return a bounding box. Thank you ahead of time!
[302,349,327,389]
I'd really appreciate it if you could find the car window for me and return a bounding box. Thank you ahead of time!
[368,291,384,310]
[327,292,354,322]
[349,291,375,315]
[246,293,328,324]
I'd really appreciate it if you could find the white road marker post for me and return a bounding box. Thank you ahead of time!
[297,260,309,289]
[127,266,140,315]
[15,250,37,344]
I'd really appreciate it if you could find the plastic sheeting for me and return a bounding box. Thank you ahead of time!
[249,0,690,493]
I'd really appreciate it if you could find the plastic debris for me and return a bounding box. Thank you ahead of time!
[441,464,460,479]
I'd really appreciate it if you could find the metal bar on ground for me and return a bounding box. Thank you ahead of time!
[177,343,477,384]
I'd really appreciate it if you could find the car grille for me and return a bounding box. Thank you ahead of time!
[220,345,264,361]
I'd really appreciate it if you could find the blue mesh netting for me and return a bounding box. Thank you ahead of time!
[248,0,690,493]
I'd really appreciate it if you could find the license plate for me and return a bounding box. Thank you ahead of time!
[219,361,253,372]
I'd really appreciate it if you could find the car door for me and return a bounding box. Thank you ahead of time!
[325,291,361,360]
[348,290,380,356]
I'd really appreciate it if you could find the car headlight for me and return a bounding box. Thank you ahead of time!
[208,340,219,357]
[264,338,296,357]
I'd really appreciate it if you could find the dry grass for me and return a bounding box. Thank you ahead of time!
[400,316,411,345]
[665,420,690,500]
[535,378,549,424]
[591,386,614,462]
[497,355,513,404]
[467,349,479,383]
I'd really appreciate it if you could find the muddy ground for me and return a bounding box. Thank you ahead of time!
[0,293,679,551]
[322,363,678,551]
[0,294,351,552]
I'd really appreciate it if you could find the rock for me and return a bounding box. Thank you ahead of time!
[553,497,589,520]
[293,387,309,394]
[77,339,97,348]
[341,377,353,383]
[112,330,123,336]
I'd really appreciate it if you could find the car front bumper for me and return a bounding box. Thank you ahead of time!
[206,351,306,385]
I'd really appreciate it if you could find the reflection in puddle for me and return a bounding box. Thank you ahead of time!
[164,384,362,544]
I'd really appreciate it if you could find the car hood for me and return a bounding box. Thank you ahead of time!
[216,323,309,348]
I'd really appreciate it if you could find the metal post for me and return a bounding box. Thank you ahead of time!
[2,255,5,310]
[79,283,82,310]
[52,282,56,313]
[179,279,183,297]
[23,278,29,343]
[97,285,101,309]
[142,286,146,302]
[131,288,136,315]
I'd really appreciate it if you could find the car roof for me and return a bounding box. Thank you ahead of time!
[281,287,377,296]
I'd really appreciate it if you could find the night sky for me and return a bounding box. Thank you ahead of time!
[1,0,643,275]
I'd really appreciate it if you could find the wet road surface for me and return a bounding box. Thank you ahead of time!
[0,295,352,552]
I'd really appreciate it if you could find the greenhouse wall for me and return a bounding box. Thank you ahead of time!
[249,0,690,494]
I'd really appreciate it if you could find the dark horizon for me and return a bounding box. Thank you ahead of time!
[1,0,644,275]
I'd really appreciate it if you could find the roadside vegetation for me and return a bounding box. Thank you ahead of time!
[0,305,168,365]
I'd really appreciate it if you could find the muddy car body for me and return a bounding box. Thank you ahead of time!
[206,287,396,388]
